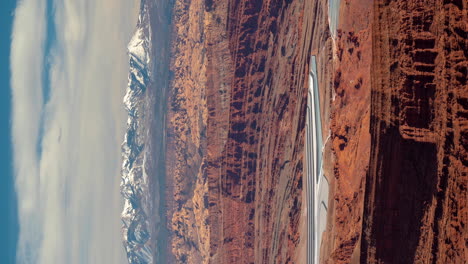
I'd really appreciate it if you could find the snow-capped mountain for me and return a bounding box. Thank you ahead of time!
[121,1,154,263]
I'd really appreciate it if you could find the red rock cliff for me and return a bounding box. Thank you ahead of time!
[362,1,467,263]
[318,1,466,263]
[164,0,466,263]
[314,0,373,262]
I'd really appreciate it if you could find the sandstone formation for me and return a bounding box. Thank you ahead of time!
[165,0,313,263]
[308,0,373,263]
[362,1,467,263]
[318,0,467,263]
[162,0,466,263]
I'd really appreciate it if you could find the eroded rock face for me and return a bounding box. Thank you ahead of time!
[159,0,466,263]
[313,0,373,263]
[165,0,313,263]
[318,1,466,263]
[362,1,467,263]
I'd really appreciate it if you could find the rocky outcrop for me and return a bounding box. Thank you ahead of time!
[160,0,466,263]
[318,0,466,263]
[165,0,313,263]
[362,1,467,263]
[313,0,373,263]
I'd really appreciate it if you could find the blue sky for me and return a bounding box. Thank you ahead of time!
[1,0,19,262]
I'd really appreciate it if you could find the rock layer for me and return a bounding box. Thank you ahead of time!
[165,0,313,263]
[319,0,466,263]
[162,0,467,263]
[362,1,467,263]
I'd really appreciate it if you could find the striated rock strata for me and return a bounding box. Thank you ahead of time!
[318,0,466,263]
[362,1,467,263]
[165,0,314,263]
[121,0,466,263]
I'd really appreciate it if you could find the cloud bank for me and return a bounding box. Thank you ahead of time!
[11,0,139,263]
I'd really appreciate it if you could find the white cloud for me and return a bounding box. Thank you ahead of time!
[10,0,46,262]
[11,0,140,263]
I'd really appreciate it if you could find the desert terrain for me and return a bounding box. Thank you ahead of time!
[165,0,314,263]
[162,0,467,263]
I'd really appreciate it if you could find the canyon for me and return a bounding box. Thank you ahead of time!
[165,0,313,263]
[318,0,467,263]
[122,0,466,263]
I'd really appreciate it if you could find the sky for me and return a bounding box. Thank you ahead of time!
[1,0,18,262]
[8,0,140,263]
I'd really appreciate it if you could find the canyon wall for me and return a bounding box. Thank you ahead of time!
[320,1,466,263]
[362,1,467,263]
[163,0,466,263]
[165,0,313,263]
[316,0,373,262]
